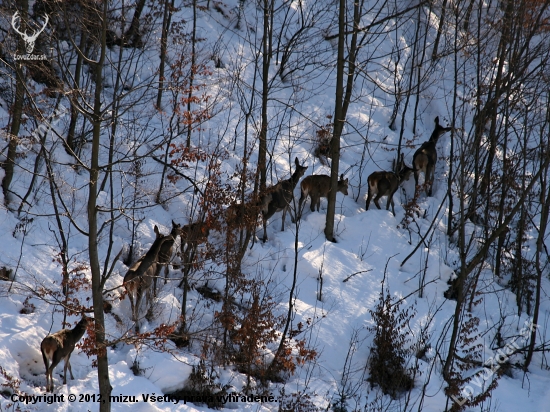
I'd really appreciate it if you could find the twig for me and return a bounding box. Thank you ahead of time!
[343,269,372,282]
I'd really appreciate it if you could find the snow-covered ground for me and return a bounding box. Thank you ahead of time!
[1,0,550,411]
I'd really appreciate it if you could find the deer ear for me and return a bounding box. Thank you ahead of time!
[434,116,439,126]
[295,157,299,166]
[154,225,160,235]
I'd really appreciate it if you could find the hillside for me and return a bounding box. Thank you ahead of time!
[1,0,550,411]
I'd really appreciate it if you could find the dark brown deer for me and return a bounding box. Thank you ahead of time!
[225,193,273,228]
[365,162,413,216]
[41,316,91,392]
[153,221,181,292]
[123,226,171,322]
[176,220,211,288]
[261,157,308,242]
[412,116,453,196]
[298,174,349,217]
[179,221,210,254]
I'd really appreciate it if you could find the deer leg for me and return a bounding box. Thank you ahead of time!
[127,289,135,322]
[63,357,68,384]
[45,365,51,392]
[262,215,268,242]
[153,264,162,297]
[145,279,154,318]
[134,287,142,322]
[388,195,396,216]
[67,356,74,380]
[373,194,383,209]
[307,194,314,212]
[281,207,287,231]
[46,369,52,392]
[366,189,373,210]
[42,350,50,392]
[164,264,169,284]
[414,170,420,196]
[63,354,73,384]
[298,193,306,220]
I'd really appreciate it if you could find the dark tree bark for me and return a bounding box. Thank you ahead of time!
[88,1,113,409]
[2,0,28,205]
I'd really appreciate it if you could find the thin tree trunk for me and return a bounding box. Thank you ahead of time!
[2,0,28,204]
[67,32,87,153]
[125,0,147,46]
[432,0,448,60]
[156,0,175,109]
[88,1,112,409]
[186,0,198,148]
[325,0,345,242]
[258,0,273,193]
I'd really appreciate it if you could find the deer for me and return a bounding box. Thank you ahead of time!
[12,12,49,54]
[412,116,453,197]
[123,225,172,323]
[298,174,349,217]
[179,220,210,254]
[261,157,308,242]
[225,193,273,228]
[176,220,211,287]
[40,316,91,392]
[365,156,414,216]
[153,221,181,293]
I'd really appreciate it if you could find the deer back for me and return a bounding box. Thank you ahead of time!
[41,317,90,363]
[368,171,398,197]
[180,221,209,245]
[301,174,349,198]
[226,193,272,226]
[124,226,169,288]
[414,141,436,171]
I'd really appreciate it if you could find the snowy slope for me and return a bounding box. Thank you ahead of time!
[1,0,550,411]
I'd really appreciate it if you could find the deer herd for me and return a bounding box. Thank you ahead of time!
[38,117,451,392]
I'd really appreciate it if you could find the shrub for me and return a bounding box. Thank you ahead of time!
[367,287,416,398]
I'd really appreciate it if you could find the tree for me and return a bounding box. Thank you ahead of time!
[324,0,345,242]
[1,0,28,205]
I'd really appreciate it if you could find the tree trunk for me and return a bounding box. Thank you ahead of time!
[258,0,273,193]
[432,0,449,60]
[125,0,147,46]
[324,0,345,242]
[88,1,112,409]
[156,0,175,109]
[186,0,198,148]
[2,0,28,204]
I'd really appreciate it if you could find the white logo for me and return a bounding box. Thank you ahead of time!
[11,12,49,54]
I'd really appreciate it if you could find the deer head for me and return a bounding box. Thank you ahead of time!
[12,12,49,54]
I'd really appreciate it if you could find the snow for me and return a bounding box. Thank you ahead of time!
[0,0,549,411]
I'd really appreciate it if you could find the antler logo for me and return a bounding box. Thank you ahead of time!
[11,12,49,54]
